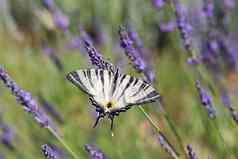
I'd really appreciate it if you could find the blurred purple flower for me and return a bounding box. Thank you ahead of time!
[221,92,238,124]
[0,125,15,150]
[118,25,146,73]
[186,144,198,159]
[0,114,15,150]
[224,0,235,9]
[42,0,55,11]
[42,0,69,32]
[42,45,64,72]
[66,36,81,50]
[38,94,64,124]
[203,0,214,19]
[84,144,107,159]
[159,20,176,32]
[0,67,58,133]
[128,25,155,82]
[187,57,201,65]
[53,10,69,32]
[152,0,166,11]
[217,37,237,71]
[0,153,4,159]
[195,80,216,119]
[174,1,193,55]
[155,133,179,159]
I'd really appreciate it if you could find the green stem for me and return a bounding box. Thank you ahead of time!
[138,106,181,159]
[138,106,161,132]
[48,127,80,159]
[157,102,188,159]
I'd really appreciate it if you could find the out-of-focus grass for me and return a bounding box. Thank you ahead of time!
[0,31,237,159]
[0,0,238,159]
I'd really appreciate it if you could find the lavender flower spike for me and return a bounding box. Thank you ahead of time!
[118,25,146,73]
[82,39,116,72]
[41,144,57,159]
[152,0,166,11]
[0,114,15,150]
[41,144,68,159]
[156,133,179,159]
[0,66,58,134]
[221,92,238,124]
[173,1,193,55]
[38,94,64,124]
[84,144,107,159]
[195,80,216,118]
[186,144,198,159]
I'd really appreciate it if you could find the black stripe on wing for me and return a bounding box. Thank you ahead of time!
[126,79,160,105]
[66,70,91,95]
[99,69,105,96]
[118,76,134,100]
[134,90,160,104]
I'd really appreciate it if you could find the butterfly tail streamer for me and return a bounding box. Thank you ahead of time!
[138,106,180,159]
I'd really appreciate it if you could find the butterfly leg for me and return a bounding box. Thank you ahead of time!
[93,113,105,128]
[108,114,114,131]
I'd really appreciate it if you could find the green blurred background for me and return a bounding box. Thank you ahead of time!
[0,0,238,158]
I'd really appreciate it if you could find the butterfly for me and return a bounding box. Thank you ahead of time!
[66,68,160,130]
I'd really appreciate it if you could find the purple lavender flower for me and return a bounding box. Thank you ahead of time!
[155,133,179,159]
[0,125,15,150]
[159,20,176,32]
[43,45,64,71]
[224,0,235,9]
[118,25,146,73]
[0,153,4,159]
[53,10,69,32]
[186,144,198,159]
[152,0,166,11]
[66,36,81,50]
[128,25,155,82]
[42,0,69,32]
[82,39,116,72]
[38,94,64,124]
[0,114,15,150]
[42,0,55,11]
[187,57,201,65]
[203,0,214,20]
[41,144,57,159]
[173,1,193,55]
[195,80,216,119]
[84,144,107,159]
[0,67,58,133]
[221,92,238,124]
[217,36,237,71]
[41,144,68,159]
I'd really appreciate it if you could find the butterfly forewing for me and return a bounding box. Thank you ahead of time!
[67,69,99,96]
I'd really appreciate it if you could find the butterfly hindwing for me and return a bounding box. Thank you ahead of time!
[123,78,160,106]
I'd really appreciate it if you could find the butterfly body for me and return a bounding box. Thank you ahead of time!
[66,68,159,129]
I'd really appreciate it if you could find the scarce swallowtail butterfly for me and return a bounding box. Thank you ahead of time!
[66,68,160,130]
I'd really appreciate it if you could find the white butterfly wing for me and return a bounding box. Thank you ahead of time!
[66,69,113,104]
[112,73,160,110]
